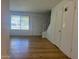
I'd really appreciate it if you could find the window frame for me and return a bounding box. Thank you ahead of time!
[10,15,30,30]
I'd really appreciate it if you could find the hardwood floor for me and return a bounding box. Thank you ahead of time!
[10,36,70,59]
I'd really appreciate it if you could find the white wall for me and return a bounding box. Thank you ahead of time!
[46,8,56,44]
[9,11,50,36]
[46,0,64,45]
[1,0,10,59]
[44,0,77,58]
[72,0,78,59]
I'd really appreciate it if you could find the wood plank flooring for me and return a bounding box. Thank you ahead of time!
[10,36,70,59]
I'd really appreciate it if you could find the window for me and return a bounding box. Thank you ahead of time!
[11,15,29,30]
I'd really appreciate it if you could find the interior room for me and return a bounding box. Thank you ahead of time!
[1,0,78,59]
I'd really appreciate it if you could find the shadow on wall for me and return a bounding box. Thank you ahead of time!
[42,11,51,32]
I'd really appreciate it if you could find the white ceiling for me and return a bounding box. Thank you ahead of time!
[9,0,62,12]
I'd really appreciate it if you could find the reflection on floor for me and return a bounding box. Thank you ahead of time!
[10,36,70,59]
